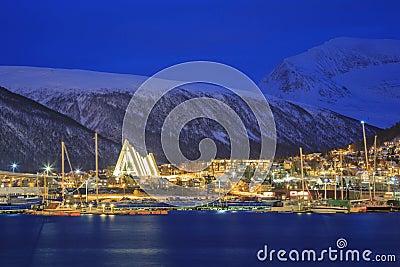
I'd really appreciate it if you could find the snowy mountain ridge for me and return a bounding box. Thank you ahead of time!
[0,64,379,162]
[260,37,400,128]
[0,65,147,93]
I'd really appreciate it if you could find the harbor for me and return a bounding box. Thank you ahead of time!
[1,129,399,216]
[1,189,399,216]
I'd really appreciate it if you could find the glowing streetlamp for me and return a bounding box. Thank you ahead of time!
[42,164,52,206]
[43,164,53,176]
[10,162,18,173]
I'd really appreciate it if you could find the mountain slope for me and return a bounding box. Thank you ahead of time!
[0,86,119,172]
[350,121,400,152]
[260,37,400,128]
[0,66,144,143]
[0,66,379,162]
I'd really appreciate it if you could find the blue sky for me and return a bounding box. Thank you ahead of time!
[0,0,399,82]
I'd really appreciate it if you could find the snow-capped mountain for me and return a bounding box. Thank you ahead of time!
[260,37,400,128]
[0,66,146,143]
[0,86,119,172]
[139,88,378,161]
[0,66,378,164]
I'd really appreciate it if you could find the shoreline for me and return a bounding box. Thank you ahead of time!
[1,207,399,216]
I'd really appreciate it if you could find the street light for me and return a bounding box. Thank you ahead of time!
[102,203,106,213]
[42,164,52,206]
[43,164,53,175]
[10,162,18,173]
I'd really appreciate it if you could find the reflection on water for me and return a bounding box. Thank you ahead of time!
[0,212,399,267]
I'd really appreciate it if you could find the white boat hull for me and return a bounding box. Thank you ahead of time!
[311,206,348,214]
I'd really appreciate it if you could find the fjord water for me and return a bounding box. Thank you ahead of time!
[0,212,399,267]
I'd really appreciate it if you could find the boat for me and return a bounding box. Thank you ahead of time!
[311,205,349,214]
[0,196,8,205]
[310,199,350,214]
[387,200,400,212]
[137,210,150,215]
[366,206,392,212]
[8,195,42,205]
[366,201,393,212]
[270,201,299,213]
[350,206,367,213]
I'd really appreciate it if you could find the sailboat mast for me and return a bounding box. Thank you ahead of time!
[299,147,305,200]
[361,121,371,200]
[43,172,47,206]
[340,151,344,200]
[334,160,337,200]
[373,135,377,199]
[62,141,65,203]
[95,132,99,205]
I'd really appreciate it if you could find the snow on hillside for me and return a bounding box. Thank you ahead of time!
[0,65,146,97]
[0,86,119,171]
[260,37,400,128]
[0,65,379,159]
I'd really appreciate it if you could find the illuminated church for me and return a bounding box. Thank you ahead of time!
[113,139,160,177]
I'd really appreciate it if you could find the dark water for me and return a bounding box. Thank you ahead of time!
[0,211,399,267]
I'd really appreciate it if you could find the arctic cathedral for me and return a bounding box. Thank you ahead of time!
[113,139,160,177]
